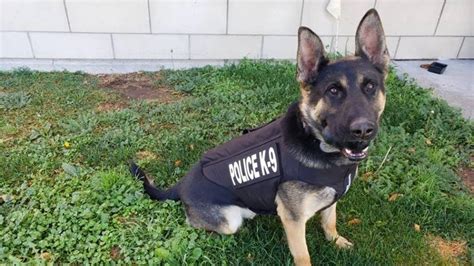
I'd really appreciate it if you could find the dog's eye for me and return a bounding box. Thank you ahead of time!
[365,82,376,93]
[327,86,341,96]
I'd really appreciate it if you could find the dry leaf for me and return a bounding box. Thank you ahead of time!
[348,218,362,225]
[40,252,51,260]
[361,172,374,182]
[425,139,432,145]
[189,144,195,150]
[388,193,401,202]
[414,223,421,232]
[175,160,182,167]
[408,147,416,153]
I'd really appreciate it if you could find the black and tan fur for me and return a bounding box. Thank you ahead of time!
[130,9,389,266]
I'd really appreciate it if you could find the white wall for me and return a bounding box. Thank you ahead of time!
[0,0,472,71]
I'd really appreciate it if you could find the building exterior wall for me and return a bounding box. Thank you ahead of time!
[0,0,472,71]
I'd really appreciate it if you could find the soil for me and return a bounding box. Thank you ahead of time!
[96,72,182,103]
[110,246,121,260]
[458,156,474,193]
[135,150,159,161]
[427,234,467,263]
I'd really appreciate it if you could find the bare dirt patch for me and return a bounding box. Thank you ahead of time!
[427,234,467,264]
[135,150,159,161]
[458,156,474,193]
[110,246,122,260]
[97,72,182,103]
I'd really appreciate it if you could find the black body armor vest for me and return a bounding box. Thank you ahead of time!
[190,113,358,214]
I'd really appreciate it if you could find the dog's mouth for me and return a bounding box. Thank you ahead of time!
[341,147,369,161]
[318,135,370,161]
[314,120,373,161]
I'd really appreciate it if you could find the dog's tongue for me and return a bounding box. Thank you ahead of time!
[342,147,368,160]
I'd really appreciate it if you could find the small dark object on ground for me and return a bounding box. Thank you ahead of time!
[420,62,448,74]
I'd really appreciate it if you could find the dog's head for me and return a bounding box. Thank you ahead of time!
[297,9,388,162]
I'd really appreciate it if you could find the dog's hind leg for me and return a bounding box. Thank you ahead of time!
[320,202,353,249]
[185,204,255,235]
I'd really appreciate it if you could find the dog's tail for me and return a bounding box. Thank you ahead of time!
[129,161,180,201]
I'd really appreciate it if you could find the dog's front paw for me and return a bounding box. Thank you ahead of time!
[335,236,353,249]
[294,256,312,266]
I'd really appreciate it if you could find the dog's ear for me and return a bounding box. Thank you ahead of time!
[297,27,326,85]
[355,9,389,74]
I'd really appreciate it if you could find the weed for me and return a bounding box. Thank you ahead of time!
[0,92,30,110]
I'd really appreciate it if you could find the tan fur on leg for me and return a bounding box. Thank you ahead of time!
[282,218,311,266]
[276,196,311,266]
[320,202,353,249]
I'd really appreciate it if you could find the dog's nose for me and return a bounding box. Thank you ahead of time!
[350,118,375,139]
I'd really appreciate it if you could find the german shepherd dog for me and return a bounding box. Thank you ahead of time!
[130,9,389,266]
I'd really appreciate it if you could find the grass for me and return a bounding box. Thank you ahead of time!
[0,60,473,265]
